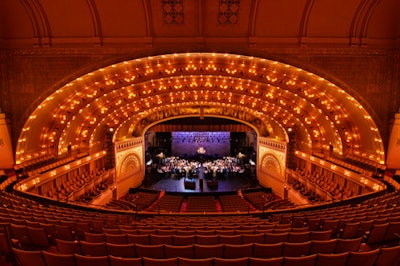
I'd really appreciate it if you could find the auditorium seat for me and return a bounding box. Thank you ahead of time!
[309,239,337,254]
[339,222,360,239]
[138,229,157,235]
[10,224,32,248]
[216,229,235,235]
[258,224,275,230]
[364,223,389,244]
[194,244,223,259]
[287,231,310,243]
[104,233,128,244]
[12,248,46,266]
[54,224,75,241]
[195,235,219,245]
[55,239,82,255]
[108,255,142,266]
[334,237,362,253]
[27,226,51,249]
[164,244,194,259]
[102,228,121,234]
[320,219,339,236]
[273,228,291,233]
[172,235,196,246]
[142,257,177,266]
[374,245,400,266]
[274,223,291,230]
[283,254,317,266]
[135,243,165,259]
[248,257,284,266]
[223,243,253,259]
[75,221,92,240]
[306,218,321,231]
[356,220,374,237]
[291,216,306,228]
[79,241,107,256]
[309,230,332,240]
[218,234,241,244]
[382,221,400,242]
[127,234,150,245]
[178,257,213,266]
[337,218,355,233]
[264,232,288,244]
[314,252,349,266]
[42,250,75,266]
[176,229,196,235]
[213,257,249,266]
[0,232,11,260]
[253,243,282,258]
[119,228,139,235]
[84,232,105,243]
[74,253,109,266]
[346,249,380,266]
[196,229,215,236]
[149,234,173,245]
[106,243,136,258]
[241,233,265,244]
[157,229,176,235]
[282,241,311,257]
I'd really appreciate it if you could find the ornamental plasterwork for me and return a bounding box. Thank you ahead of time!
[129,106,270,137]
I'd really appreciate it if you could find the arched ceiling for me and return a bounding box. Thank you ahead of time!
[2,1,396,169]
[16,53,385,168]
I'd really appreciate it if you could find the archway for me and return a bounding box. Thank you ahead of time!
[15,53,385,181]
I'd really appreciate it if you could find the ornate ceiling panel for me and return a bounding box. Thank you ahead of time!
[15,53,385,168]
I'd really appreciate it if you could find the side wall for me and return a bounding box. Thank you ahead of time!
[0,113,14,168]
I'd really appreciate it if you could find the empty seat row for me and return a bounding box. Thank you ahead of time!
[55,238,366,258]
[12,245,400,266]
[82,230,334,245]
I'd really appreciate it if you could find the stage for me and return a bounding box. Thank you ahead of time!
[143,156,259,194]
[143,170,259,194]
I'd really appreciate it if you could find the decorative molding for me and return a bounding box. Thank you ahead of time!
[299,0,315,45]
[162,0,184,24]
[20,0,51,47]
[350,0,380,47]
[218,0,240,24]
[86,0,103,46]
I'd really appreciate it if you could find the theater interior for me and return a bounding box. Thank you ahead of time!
[0,1,400,265]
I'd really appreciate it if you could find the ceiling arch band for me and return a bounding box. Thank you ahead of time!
[15,53,385,168]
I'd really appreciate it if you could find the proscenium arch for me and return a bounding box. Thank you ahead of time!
[15,53,385,169]
[136,114,282,141]
[125,108,284,139]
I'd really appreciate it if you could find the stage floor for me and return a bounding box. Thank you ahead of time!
[144,175,259,193]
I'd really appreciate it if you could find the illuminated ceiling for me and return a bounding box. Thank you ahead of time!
[16,53,385,167]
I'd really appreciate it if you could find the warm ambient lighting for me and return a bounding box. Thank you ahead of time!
[14,53,384,170]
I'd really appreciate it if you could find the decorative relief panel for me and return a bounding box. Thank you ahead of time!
[119,154,140,177]
[218,0,240,24]
[115,144,143,178]
[261,154,282,177]
[162,0,184,24]
[258,142,286,180]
